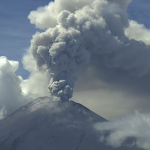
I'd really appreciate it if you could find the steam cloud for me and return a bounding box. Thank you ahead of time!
[0,55,49,119]
[28,0,150,101]
[94,112,150,150]
[0,57,23,117]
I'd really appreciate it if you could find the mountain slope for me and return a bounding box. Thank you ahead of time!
[0,97,141,150]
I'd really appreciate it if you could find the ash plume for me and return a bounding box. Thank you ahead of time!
[29,0,150,101]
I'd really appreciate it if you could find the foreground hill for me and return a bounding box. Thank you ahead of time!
[0,97,141,150]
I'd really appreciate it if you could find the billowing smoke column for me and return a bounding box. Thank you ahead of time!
[29,0,150,101]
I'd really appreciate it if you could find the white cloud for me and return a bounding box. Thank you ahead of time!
[125,20,150,45]
[28,0,93,29]
[0,56,50,119]
[21,50,50,98]
[94,112,150,150]
[0,56,25,117]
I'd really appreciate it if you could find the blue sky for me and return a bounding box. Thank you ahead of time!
[0,0,51,77]
[128,0,150,28]
[0,0,150,78]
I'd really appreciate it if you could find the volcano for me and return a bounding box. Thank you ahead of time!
[0,97,141,150]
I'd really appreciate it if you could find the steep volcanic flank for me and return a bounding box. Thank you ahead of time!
[0,97,142,150]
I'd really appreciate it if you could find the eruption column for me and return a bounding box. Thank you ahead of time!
[29,0,150,101]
